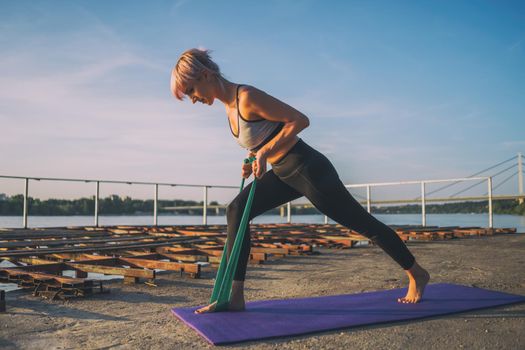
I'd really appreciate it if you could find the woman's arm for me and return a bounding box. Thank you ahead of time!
[239,87,310,177]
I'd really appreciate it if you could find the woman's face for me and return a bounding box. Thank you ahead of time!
[183,73,214,105]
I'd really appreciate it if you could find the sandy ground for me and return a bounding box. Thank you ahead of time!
[1,232,525,350]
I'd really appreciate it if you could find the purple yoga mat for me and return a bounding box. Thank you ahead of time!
[171,283,525,345]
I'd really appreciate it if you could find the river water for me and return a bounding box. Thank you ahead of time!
[1,213,524,231]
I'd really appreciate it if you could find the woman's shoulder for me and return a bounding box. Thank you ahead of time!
[238,84,257,98]
[237,84,267,121]
[238,84,272,109]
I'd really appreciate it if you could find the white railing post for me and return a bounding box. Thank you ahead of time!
[23,178,29,229]
[518,152,523,204]
[94,181,100,227]
[203,186,208,225]
[154,183,159,226]
[366,185,371,213]
[488,177,493,228]
[421,181,426,227]
[287,201,291,223]
[324,215,328,224]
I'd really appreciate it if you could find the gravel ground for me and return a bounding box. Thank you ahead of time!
[1,233,524,350]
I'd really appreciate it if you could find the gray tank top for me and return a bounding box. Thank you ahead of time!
[228,85,284,152]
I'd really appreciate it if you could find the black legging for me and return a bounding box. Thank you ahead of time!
[226,138,416,281]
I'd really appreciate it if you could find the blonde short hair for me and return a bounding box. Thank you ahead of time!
[171,48,222,100]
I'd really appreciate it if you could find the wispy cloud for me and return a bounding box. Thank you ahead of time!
[0,4,244,200]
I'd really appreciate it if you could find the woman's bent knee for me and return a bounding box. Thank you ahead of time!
[226,200,243,221]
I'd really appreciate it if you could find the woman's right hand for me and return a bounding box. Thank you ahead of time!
[242,152,255,178]
[242,160,253,178]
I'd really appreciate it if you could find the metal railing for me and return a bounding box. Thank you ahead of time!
[4,153,525,228]
[344,176,494,227]
[1,172,523,229]
[0,175,237,228]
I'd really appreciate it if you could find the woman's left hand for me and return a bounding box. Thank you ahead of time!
[253,150,268,179]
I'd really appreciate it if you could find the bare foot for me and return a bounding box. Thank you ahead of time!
[397,261,430,304]
[195,281,246,314]
[194,301,219,314]
[194,298,246,314]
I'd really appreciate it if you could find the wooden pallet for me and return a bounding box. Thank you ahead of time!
[1,223,519,302]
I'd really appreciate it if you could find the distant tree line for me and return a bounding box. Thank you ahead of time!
[368,199,525,216]
[0,193,523,216]
[0,194,226,216]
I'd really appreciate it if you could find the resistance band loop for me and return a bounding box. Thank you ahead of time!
[210,156,257,310]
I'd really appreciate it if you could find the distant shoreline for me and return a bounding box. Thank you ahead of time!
[1,212,525,217]
[1,193,524,216]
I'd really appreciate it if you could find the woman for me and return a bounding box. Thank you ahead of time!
[171,48,430,314]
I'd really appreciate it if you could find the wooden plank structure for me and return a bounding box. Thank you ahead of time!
[0,223,519,309]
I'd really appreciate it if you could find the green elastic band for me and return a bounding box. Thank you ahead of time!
[209,156,257,310]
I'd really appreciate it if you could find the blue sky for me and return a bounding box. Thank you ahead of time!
[1,0,524,203]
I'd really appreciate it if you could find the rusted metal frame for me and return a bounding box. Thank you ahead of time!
[319,237,357,247]
[206,256,221,264]
[157,246,224,258]
[1,258,155,282]
[249,252,267,264]
[119,251,160,258]
[52,253,117,261]
[158,252,208,263]
[106,228,146,235]
[0,234,157,249]
[69,257,120,266]
[186,247,223,257]
[10,253,118,263]
[253,233,327,243]
[65,262,155,280]
[319,235,369,247]
[174,229,225,237]
[146,232,189,238]
[4,261,67,274]
[0,270,98,299]
[26,253,202,278]
[0,229,110,240]
[14,257,58,265]
[397,233,411,242]
[205,252,267,266]
[272,243,313,254]
[250,239,304,249]
[118,257,201,278]
[154,246,211,256]
[400,227,456,233]
[256,224,317,230]
[131,250,210,263]
[252,231,319,237]
[68,254,190,277]
[251,242,285,248]
[0,269,87,285]
[308,238,347,247]
[83,252,206,265]
[191,243,225,250]
[451,228,488,235]
[491,228,517,233]
[0,237,207,258]
[250,245,289,256]
[266,236,324,245]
